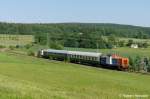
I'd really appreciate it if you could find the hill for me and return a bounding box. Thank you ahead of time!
[0,51,149,99]
[0,22,150,38]
[0,23,150,48]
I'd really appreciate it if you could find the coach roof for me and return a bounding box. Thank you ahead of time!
[45,49,68,54]
[68,51,102,57]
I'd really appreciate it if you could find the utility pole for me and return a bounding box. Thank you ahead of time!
[96,41,99,53]
[47,33,50,48]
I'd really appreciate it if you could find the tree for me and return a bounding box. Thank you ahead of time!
[143,42,149,48]
[108,34,118,46]
[147,61,150,72]
[134,56,141,72]
[127,39,134,46]
[49,41,64,50]
[118,40,125,47]
[128,57,135,71]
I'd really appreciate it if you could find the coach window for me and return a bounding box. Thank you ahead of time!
[88,56,90,60]
[94,57,96,61]
[78,55,80,59]
[73,55,75,58]
[91,57,93,61]
[95,57,97,61]
[76,55,78,58]
[80,55,82,59]
[85,56,87,60]
[83,56,85,60]
[86,56,88,60]
[90,57,93,61]
[92,57,94,61]
[77,55,79,58]
[80,55,83,59]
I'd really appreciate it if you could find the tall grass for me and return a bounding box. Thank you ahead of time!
[0,52,149,99]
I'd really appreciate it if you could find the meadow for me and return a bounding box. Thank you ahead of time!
[0,34,34,46]
[0,51,149,99]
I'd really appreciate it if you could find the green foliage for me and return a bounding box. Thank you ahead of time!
[24,44,33,49]
[108,34,118,46]
[134,56,141,71]
[137,42,149,48]
[0,45,6,49]
[27,50,35,56]
[128,57,135,71]
[0,22,150,49]
[118,40,125,47]
[127,39,134,46]
[142,42,149,48]
[9,45,16,50]
[147,64,150,72]
[49,42,64,50]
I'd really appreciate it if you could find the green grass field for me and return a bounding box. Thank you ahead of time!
[0,51,149,99]
[0,34,34,46]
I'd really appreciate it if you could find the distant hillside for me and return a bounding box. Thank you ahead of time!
[0,22,150,48]
[0,22,150,38]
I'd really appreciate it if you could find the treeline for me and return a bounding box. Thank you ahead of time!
[0,22,150,49]
[129,56,150,73]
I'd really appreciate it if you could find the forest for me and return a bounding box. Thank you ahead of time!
[0,22,150,49]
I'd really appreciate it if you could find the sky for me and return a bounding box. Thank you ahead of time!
[0,0,149,27]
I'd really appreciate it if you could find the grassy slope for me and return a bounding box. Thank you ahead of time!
[0,52,149,99]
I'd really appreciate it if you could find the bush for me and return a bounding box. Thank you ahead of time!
[24,44,33,49]
[16,45,22,48]
[128,57,135,71]
[106,43,113,49]
[49,42,64,50]
[27,50,35,56]
[0,45,6,49]
[9,46,16,50]
[134,56,141,72]
[143,42,149,48]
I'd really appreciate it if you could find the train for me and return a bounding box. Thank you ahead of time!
[38,49,129,70]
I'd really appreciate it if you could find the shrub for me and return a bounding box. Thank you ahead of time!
[9,46,15,50]
[49,42,64,50]
[27,50,35,56]
[24,44,33,49]
[16,45,23,48]
[128,57,135,71]
[0,45,6,49]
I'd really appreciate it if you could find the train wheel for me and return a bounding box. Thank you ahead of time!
[118,66,124,71]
